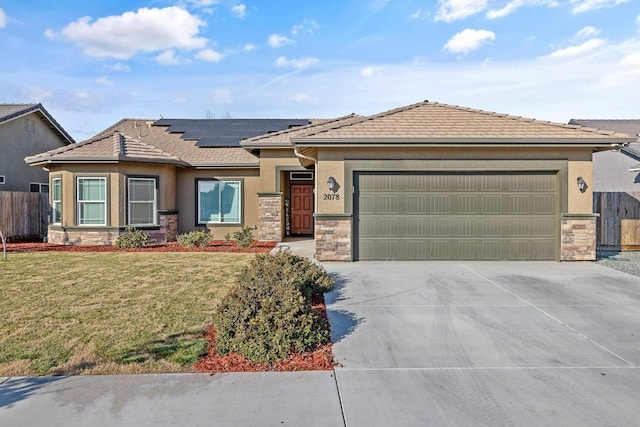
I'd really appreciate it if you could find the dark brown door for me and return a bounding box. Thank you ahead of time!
[291,184,314,235]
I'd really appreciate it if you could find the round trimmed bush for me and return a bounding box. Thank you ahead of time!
[213,250,335,364]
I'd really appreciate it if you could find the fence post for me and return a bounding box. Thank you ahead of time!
[0,229,6,261]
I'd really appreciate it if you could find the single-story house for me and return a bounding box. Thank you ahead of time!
[26,100,636,261]
[1,103,74,192]
[568,119,640,192]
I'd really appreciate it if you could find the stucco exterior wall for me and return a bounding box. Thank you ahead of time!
[592,147,640,192]
[0,113,69,192]
[174,167,260,237]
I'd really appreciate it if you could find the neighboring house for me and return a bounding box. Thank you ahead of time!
[568,119,640,192]
[26,100,636,261]
[0,103,74,192]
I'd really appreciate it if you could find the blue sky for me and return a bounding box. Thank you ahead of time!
[1,0,639,141]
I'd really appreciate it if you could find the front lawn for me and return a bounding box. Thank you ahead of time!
[0,252,253,375]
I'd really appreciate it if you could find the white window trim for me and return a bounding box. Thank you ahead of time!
[77,177,107,226]
[0,175,5,185]
[197,179,242,225]
[51,177,62,225]
[127,177,158,226]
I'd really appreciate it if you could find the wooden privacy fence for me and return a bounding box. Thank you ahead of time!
[594,192,640,250]
[0,191,49,242]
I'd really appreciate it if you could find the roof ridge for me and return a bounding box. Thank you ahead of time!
[295,100,433,137]
[430,102,632,137]
[107,131,184,162]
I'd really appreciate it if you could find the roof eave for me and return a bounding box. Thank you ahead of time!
[190,163,260,169]
[291,137,636,147]
[25,157,188,167]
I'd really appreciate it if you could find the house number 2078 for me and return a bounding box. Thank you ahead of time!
[323,193,340,200]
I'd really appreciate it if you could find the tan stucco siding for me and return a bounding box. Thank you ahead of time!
[1,113,69,192]
[567,159,594,213]
[314,146,596,215]
[258,149,304,193]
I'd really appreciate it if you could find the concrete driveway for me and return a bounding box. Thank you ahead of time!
[325,261,640,427]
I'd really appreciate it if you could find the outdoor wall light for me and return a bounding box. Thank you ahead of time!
[327,176,337,191]
[577,177,587,193]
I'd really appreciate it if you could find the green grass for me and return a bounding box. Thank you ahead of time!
[0,252,253,376]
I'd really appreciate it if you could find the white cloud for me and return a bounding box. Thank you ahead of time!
[291,19,319,35]
[361,66,381,77]
[243,43,257,51]
[410,9,425,19]
[0,8,7,28]
[46,7,207,59]
[546,38,604,59]
[188,0,218,6]
[486,0,557,19]
[290,93,319,103]
[571,0,629,14]
[231,4,246,19]
[173,96,188,104]
[156,50,180,65]
[576,26,600,38]
[620,52,640,66]
[210,88,232,104]
[275,56,319,69]
[444,29,495,54]
[96,76,114,85]
[268,34,294,48]
[435,0,487,22]
[105,63,131,72]
[196,48,224,62]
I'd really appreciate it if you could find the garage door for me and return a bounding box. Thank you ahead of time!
[355,172,558,260]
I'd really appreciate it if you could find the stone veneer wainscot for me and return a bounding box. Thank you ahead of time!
[561,213,598,261]
[257,193,283,242]
[315,214,352,261]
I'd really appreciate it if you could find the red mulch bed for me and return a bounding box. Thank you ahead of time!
[194,293,336,372]
[5,240,277,253]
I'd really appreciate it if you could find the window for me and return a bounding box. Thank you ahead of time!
[290,171,314,180]
[197,180,241,224]
[51,178,62,224]
[77,177,107,226]
[0,175,5,185]
[128,177,157,226]
[30,182,49,193]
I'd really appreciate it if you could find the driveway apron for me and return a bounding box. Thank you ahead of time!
[325,261,640,427]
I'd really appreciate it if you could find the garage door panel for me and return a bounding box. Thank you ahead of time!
[356,172,558,261]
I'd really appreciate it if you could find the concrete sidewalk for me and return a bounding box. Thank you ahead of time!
[0,372,344,427]
[270,237,315,260]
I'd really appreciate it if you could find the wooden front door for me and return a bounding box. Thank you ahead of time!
[291,184,314,235]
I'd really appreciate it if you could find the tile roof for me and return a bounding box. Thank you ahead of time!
[0,103,75,144]
[26,119,259,167]
[568,119,640,137]
[295,101,635,141]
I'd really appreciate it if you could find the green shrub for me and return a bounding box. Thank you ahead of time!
[177,230,212,248]
[115,227,150,249]
[213,250,335,364]
[233,226,255,248]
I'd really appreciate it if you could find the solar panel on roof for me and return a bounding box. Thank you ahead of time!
[154,118,309,147]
